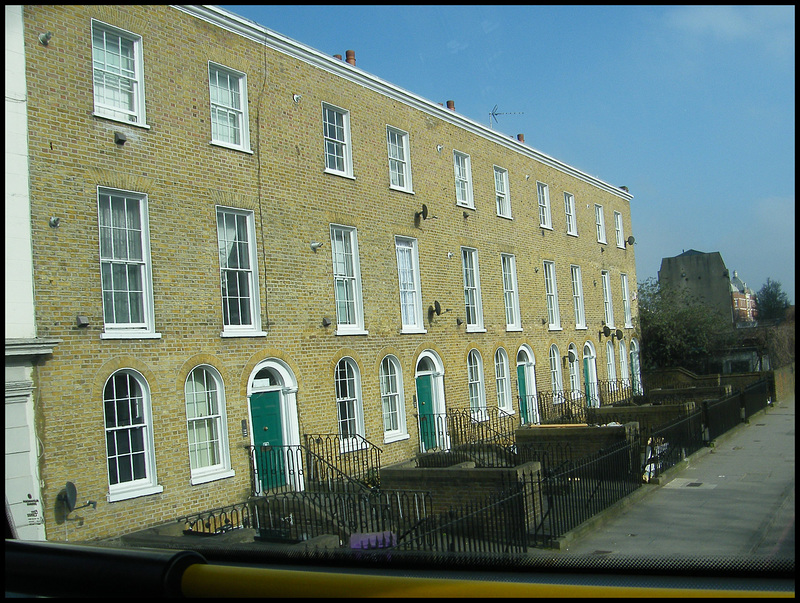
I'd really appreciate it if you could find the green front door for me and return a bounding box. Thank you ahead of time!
[416,375,436,450]
[517,364,529,424]
[250,391,285,491]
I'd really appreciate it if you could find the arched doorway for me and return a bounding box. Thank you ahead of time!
[247,359,300,493]
[415,350,447,451]
[516,345,539,424]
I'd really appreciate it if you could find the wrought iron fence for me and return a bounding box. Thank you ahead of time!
[535,390,588,424]
[597,378,635,406]
[393,483,528,554]
[446,407,516,448]
[527,439,642,547]
[304,433,382,490]
[703,392,743,442]
[177,501,255,536]
[417,412,450,452]
[742,378,771,419]
[252,488,433,545]
[641,408,705,483]
[248,444,305,495]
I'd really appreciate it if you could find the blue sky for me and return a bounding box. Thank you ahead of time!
[222,5,795,303]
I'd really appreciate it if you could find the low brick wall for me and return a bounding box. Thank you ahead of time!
[515,422,638,460]
[380,459,542,530]
[587,402,696,435]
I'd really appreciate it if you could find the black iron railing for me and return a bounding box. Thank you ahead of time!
[304,433,382,490]
[641,409,705,483]
[248,444,305,495]
[597,378,636,406]
[251,488,433,546]
[536,390,588,424]
[446,407,516,448]
[177,501,255,536]
[527,439,642,547]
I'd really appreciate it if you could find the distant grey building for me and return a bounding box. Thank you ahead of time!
[658,250,733,323]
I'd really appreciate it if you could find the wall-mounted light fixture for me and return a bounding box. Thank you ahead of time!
[321,316,331,327]
[38,31,52,46]
[310,241,324,252]
[456,317,464,326]
[463,211,469,219]
[76,315,89,328]
[114,131,127,145]
[49,216,60,228]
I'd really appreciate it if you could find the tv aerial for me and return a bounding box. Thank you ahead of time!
[489,104,524,129]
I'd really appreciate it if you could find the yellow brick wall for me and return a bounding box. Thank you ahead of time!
[23,5,638,541]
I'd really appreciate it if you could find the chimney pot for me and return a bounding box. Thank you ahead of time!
[517,133,525,143]
[446,100,455,111]
[333,54,342,60]
[345,50,356,66]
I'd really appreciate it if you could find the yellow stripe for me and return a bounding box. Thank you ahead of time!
[181,564,793,598]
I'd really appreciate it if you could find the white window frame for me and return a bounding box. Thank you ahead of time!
[619,341,630,383]
[453,150,474,208]
[570,264,586,329]
[467,349,488,421]
[537,182,552,229]
[494,348,513,414]
[601,270,615,328]
[91,20,147,127]
[568,344,581,398]
[564,192,578,236]
[494,166,511,218]
[461,247,485,332]
[621,273,633,328]
[380,355,408,443]
[543,260,561,330]
[606,340,618,385]
[549,344,564,397]
[395,237,425,333]
[595,204,607,243]
[387,126,412,192]
[330,224,367,335]
[103,369,162,502]
[208,62,251,153]
[185,365,234,485]
[501,254,522,331]
[335,357,365,451]
[216,206,265,337]
[614,211,625,248]
[322,102,353,178]
[98,187,159,339]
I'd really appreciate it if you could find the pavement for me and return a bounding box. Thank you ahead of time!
[544,393,795,561]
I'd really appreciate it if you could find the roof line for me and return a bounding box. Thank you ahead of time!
[175,5,633,201]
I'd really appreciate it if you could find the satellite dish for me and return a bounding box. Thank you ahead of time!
[616,329,624,340]
[416,204,428,220]
[603,325,611,337]
[626,236,635,246]
[60,481,77,513]
[434,300,442,315]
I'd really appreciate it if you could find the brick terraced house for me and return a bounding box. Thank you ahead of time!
[5,5,641,541]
